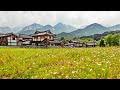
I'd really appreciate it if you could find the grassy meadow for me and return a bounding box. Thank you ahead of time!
[0,47,120,79]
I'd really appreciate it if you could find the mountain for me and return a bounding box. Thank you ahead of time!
[54,22,77,34]
[16,22,120,36]
[0,27,12,34]
[39,24,55,33]
[109,24,120,31]
[12,26,24,33]
[57,23,111,38]
[18,22,77,35]
[18,23,44,35]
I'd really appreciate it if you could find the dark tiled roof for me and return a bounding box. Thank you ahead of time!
[33,30,55,36]
[0,33,18,37]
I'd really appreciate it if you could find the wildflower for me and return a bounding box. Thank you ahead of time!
[53,72,58,74]
[106,61,109,64]
[81,57,84,60]
[72,71,77,74]
[33,62,35,64]
[0,61,4,65]
[90,69,92,71]
[70,63,73,67]
[72,71,75,74]
[29,68,32,70]
[97,63,101,66]
[65,76,69,79]
[102,68,105,71]
[8,55,12,59]
[68,62,70,64]
[62,66,64,68]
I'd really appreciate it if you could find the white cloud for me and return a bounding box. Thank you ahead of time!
[0,11,120,28]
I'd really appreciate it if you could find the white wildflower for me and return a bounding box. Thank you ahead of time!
[97,63,101,66]
[68,62,70,64]
[102,68,105,71]
[94,56,96,57]
[53,72,58,74]
[72,71,77,74]
[33,62,35,64]
[66,76,69,79]
[62,66,64,68]
[90,69,92,71]
[72,71,75,74]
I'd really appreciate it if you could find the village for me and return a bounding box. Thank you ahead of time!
[0,30,97,48]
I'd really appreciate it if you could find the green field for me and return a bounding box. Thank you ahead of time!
[0,47,120,79]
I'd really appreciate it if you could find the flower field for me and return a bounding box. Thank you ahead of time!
[0,47,120,79]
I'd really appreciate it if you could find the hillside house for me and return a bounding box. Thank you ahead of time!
[0,33,18,46]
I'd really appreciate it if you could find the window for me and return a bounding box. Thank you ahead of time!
[12,37,15,40]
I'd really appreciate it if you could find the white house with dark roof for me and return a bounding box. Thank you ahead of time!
[0,32,19,46]
[31,30,62,46]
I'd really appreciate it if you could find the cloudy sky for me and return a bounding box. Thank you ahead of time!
[0,11,120,28]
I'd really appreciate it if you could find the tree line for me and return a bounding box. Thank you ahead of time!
[99,34,120,47]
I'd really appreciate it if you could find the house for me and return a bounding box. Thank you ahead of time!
[18,34,32,45]
[68,40,83,47]
[74,42,84,47]
[0,33,19,46]
[31,30,57,46]
[49,38,61,46]
[83,42,97,47]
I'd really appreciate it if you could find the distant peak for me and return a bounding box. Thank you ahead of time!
[31,23,38,25]
[55,22,65,27]
[87,23,103,27]
[45,24,52,27]
[91,23,101,25]
[58,22,63,24]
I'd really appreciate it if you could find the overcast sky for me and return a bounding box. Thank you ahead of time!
[0,11,120,28]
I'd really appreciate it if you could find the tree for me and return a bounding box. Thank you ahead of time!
[111,34,120,46]
[60,37,65,41]
[104,34,112,46]
[99,39,105,47]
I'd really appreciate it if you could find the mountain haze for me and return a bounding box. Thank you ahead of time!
[18,23,44,35]
[0,27,12,34]
[57,23,118,38]
[18,22,77,35]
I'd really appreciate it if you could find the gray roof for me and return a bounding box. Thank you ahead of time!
[0,33,18,37]
[84,42,97,45]
[49,40,61,43]
[19,35,32,39]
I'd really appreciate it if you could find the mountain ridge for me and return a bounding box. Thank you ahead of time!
[0,23,120,37]
[57,23,120,38]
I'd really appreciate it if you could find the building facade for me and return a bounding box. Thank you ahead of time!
[0,33,18,46]
[32,30,57,46]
